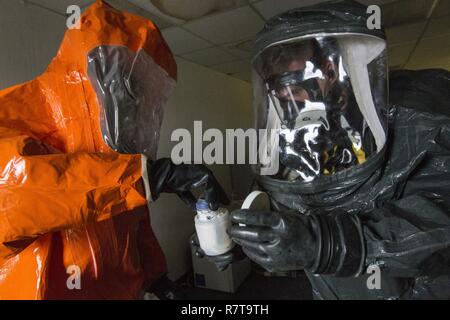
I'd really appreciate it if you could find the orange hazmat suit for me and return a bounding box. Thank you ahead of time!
[0,0,177,299]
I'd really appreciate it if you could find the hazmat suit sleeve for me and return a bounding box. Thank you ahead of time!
[0,127,148,257]
[360,69,450,278]
[320,69,450,278]
[307,126,450,278]
[363,191,450,278]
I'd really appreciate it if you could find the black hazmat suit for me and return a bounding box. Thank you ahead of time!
[258,68,450,299]
[232,0,450,299]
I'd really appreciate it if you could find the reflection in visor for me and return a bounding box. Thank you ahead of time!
[88,46,176,159]
[253,36,387,181]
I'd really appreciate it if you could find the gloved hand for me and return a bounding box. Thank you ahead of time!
[229,209,365,276]
[229,209,319,272]
[191,234,246,272]
[148,158,229,210]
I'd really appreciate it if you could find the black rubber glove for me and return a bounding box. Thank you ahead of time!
[229,209,319,272]
[148,158,229,210]
[191,234,246,272]
[229,209,365,276]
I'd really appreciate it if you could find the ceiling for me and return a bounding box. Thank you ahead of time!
[27,0,450,82]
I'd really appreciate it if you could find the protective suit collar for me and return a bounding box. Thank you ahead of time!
[257,142,386,207]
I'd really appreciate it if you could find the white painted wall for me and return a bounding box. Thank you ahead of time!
[0,0,253,281]
[152,58,253,280]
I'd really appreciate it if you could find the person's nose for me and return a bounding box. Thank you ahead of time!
[277,87,290,100]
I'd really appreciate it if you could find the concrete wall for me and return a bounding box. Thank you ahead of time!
[0,0,253,281]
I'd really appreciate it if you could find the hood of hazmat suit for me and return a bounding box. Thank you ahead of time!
[0,0,176,299]
[252,0,450,299]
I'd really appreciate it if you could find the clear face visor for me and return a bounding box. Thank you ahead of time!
[253,35,388,181]
[88,46,176,159]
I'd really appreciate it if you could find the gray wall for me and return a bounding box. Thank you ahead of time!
[0,1,65,88]
[0,0,253,281]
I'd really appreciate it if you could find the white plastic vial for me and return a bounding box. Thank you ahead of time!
[194,199,234,256]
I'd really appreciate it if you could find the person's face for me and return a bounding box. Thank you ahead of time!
[263,43,342,179]
[269,46,338,104]
[87,46,176,159]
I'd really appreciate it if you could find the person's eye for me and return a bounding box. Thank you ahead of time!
[292,87,303,95]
